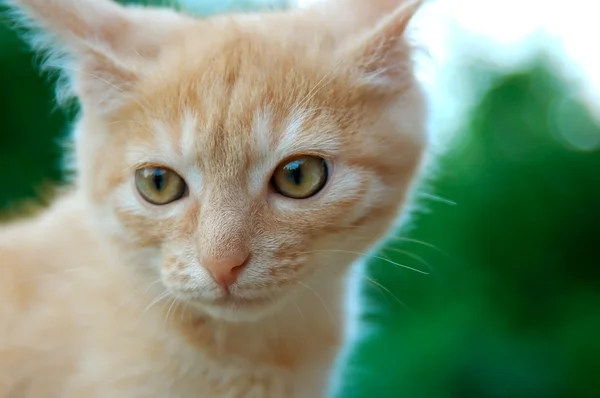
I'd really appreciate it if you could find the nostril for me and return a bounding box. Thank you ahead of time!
[201,252,250,289]
[232,255,250,273]
[227,260,246,282]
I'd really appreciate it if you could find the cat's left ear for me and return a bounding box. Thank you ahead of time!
[338,0,423,93]
[8,0,192,113]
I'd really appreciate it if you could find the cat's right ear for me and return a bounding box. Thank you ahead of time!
[335,0,423,94]
[6,0,192,114]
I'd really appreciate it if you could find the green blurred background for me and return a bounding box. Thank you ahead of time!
[1,1,599,397]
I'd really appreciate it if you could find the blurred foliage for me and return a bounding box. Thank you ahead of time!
[337,62,600,397]
[0,6,69,210]
[1,1,599,397]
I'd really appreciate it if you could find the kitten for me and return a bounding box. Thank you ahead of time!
[0,0,427,396]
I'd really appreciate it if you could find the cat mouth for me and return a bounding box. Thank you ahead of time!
[174,290,271,308]
[168,285,280,316]
[212,294,271,307]
[170,289,285,321]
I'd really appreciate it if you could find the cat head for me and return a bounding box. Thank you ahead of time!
[11,0,428,321]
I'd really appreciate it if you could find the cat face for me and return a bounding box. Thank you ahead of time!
[13,0,427,321]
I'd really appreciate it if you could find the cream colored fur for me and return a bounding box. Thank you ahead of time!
[0,0,428,396]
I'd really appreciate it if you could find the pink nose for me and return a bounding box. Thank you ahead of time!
[201,252,249,289]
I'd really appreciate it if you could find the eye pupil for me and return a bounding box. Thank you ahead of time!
[135,166,186,205]
[152,169,165,191]
[286,161,303,185]
[272,156,328,199]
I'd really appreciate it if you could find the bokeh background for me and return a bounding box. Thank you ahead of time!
[1,0,599,397]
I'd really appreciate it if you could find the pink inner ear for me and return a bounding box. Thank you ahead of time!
[10,0,191,114]
[74,51,139,114]
[341,0,423,90]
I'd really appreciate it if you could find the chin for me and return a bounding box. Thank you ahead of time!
[199,300,283,322]
[174,290,290,323]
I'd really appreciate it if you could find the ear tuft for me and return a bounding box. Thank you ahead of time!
[339,0,424,93]
[4,0,190,114]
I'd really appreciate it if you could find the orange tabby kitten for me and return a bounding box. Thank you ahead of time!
[0,0,427,396]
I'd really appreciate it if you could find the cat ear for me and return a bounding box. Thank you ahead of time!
[8,0,190,113]
[339,0,423,93]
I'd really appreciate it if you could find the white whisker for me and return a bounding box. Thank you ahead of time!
[298,249,429,275]
[296,281,334,323]
[293,59,343,113]
[387,236,449,257]
[361,275,411,312]
[144,290,171,314]
[59,65,152,113]
[291,297,308,330]
[418,192,457,206]
[164,298,179,328]
[380,246,434,273]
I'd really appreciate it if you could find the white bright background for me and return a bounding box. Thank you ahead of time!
[296,0,599,142]
[180,0,599,142]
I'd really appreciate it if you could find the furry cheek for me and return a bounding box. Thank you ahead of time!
[251,163,386,276]
[267,162,376,232]
[160,244,223,300]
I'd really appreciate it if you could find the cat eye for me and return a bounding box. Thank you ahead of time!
[135,166,187,205]
[271,155,329,199]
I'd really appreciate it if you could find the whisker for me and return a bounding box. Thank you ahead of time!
[292,250,412,313]
[387,236,449,257]
[144,290,171,314]
[129,46,147,62]
[291,297,308,329]
[106,120,147,127]
[180,301,190,322]
[418,192,457,206]
[361,275,411,312]
[142,278,164,295]
[164,298,178,327]
[301,249,429,275]
[111,278,163,317]
[380,247,434,274]
[295,281,334,323]
[294,59,343,112]
[49,263,130,275]
[59,65,152,113]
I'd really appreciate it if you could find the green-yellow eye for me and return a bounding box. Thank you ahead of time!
[135,166,187,205]
[271,156,328,199]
